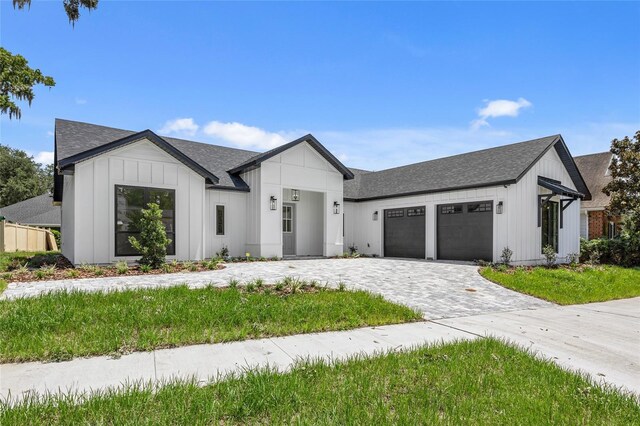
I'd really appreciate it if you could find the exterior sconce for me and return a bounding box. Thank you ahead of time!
[373,211,379,221]
[291,189,300,201]
[270,196,278,211]
[333,201,341,214]
[496,201,503,214]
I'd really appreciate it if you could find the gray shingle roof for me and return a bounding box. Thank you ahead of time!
[55,120,590,202]
[55,119,259,190]
[0,194,61,227]
[574,152,612,209]
[344,135,576,200]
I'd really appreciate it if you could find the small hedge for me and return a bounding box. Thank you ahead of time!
[580,237,640,267]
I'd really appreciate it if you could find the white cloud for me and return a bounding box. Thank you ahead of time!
[158,118,199,137]
[46,131,54,137]
[471,97,532,130]
[34,151,54,165]
[202,121,290,150]
[75,98,87,105]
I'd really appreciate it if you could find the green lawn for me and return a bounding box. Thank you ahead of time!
[480,265,640,305]
[0,284,420,363]
[0,251,55,272]
[2,338,638,425]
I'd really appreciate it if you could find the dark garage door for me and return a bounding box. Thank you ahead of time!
[384,206,426,259]
[437,201,493,261]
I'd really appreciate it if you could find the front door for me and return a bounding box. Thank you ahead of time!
[283,203,296,256]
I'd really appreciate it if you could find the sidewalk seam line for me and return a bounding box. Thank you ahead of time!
[429,320,486,339]
[268,338,295,361]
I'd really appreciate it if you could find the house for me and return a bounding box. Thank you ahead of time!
[0,194,61,229]
[54,119,590,265]
[573,152,619,240]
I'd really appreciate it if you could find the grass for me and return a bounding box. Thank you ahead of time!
[0,251,55,272]
[0,278,6,295]
[2,338,638,424]
[481,265,640,305]
[0,284,420,363]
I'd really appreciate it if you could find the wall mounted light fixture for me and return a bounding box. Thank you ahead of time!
[496,201,504,214]
[291,189,300,201]
[270,196,278,211]
[373,211,379,221]
[333,201,341,214]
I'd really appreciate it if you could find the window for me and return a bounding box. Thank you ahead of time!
[216,205,225,235]
[386,209,404,218]
[407,207,425,217]
[468,202,492,213]
[115,185,175,256]
[441,205,462,214]
[282,205,293,233]
[608,222,618,239]
[541,201,558,253]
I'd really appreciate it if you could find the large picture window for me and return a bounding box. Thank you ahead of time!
[115,185,175,256]
[541,200,558,253]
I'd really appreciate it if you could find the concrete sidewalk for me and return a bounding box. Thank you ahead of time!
[0,322,474,404]
[2,298,638,404]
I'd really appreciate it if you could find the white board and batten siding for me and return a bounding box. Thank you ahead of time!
[344,147,581,264]
[63,139,206,264]
[243,141,344,258]
[205,190,247,258]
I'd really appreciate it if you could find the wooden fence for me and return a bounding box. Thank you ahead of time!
[0,221,58,252]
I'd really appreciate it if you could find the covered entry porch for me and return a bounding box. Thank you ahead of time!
[281,188,333,257]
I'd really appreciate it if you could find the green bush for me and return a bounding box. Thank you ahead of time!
[50,229,61,248]
[128,203,171,268]
[580,233,640,267]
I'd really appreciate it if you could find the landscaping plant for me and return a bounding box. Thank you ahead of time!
[128,202,171,268]
[500,246,513,266]
[542,245,557,268]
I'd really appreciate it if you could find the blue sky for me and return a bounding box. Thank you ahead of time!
[1,1,639,170]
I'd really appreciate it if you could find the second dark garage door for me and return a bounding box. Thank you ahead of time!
[384,206,426,259]
[437,201,493,261]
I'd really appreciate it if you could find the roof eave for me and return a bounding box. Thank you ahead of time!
[228,134,355,180]
[346,179,518,202]
[57,130,220,185]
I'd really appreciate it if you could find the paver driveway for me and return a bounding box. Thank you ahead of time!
[1,258,550,318]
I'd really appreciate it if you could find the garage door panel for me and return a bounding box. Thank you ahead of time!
[437,201,493,261]
[384,207,425,259]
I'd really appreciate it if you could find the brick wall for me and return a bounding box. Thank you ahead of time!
[588,210,606,240]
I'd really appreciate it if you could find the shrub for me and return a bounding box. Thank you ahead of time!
[348,244,359,257]
[542,245,557,268]
[93,267,104,276]
[205,259,220,270]
[140,264,152,273]
[50,229,61,248]
[216,246,230,259]
[66,269,79,279]
[566,252,580,266]
[115,261,129,275]
[161,263,172,273]
[128,202,171,268]
[500,247,513,266]
[35,265,55,279]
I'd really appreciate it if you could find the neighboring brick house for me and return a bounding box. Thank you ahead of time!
[574,152,619,240]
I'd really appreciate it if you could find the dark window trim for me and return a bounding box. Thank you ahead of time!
[216,205,225,236]
[115,184,176,257]
[541,200,559,253]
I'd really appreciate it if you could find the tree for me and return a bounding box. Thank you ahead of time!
[0,48,55,119]
[129,203,172,268]
[0,145,53,207]
[2,1,99,119]
[603,130,640,215]
[12,0,99,25]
